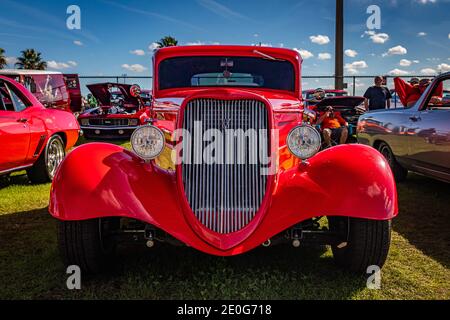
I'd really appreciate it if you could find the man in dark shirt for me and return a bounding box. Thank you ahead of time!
[364,76,392,110]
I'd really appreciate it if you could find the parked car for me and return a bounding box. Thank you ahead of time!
[77,83,151,139]
[0,70,81,113]
[310,96,366,143]
[302,89,348,108]
[0,76,80,183]
[63,74,82,113]
[358,72,450,183]
[50,46,397,274]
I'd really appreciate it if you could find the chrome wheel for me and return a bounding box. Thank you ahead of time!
[379,144,394,168]
[46,137,65,179]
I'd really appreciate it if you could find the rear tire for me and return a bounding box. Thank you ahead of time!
[27,135,65,184]
[330,217,391,274]
[57,219,118,274]
[378,142,408,182]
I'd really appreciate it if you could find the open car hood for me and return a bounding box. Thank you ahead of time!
[314,96,365,110]
[86,83,139,107]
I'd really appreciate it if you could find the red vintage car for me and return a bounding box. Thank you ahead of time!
[0,76,80,183]
[63,74,82,113]
[50,46,397,274]
[0,70,81,113]
[78,83,151,139]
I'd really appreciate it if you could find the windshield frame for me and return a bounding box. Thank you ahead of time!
[156,55,299,95]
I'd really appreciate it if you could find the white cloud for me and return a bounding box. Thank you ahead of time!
[344,60,368,74]
[416,0,436,4]
[252,43,272,47]
[186,41,206,46]
[148,42,160,51]
[318,53,332,60]
[121,64,148,73]
[344,49,358,58]
[399,59,420,67]
[389,69,410,76]
[130,49,145,56]
[309,35,330,45]
[293,48,314,59]
[417,32,427,37]
[73,40,83,46]
[383,45,407,57]
[448,33,450,40]
[364,31,390,44]
[47,60,78,69]
[420,68,437,75]
[399,59,412,67]
[437,63,450,73]
[5,57,17,65]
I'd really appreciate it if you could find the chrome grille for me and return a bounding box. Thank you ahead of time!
[181,99,269,234]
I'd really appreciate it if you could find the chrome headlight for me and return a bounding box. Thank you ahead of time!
[131,125,165,160]
[80,119,89,126]
[129,119,139,126]
[287,125,321,160]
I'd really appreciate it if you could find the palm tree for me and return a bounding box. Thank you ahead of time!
[156,36,178,48]
[0,48,7,69]
[15,49,47,70]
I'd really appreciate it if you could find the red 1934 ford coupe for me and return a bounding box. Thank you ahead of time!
[49,46,398,274]
[0,75,80,183]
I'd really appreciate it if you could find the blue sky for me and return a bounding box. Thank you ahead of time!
[0,0,449,93]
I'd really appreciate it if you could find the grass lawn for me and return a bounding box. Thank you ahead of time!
[0,138,449,300]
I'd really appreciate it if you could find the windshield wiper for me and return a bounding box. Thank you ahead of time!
[253,50,277,61]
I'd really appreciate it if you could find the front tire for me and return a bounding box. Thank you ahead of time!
[330,217,391,274]
[57,219,118,274]
[27,135,65,184]
[378,142,408,182]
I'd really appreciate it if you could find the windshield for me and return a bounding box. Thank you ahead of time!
[158,56,296,92]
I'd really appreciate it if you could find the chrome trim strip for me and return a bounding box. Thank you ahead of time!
[0,164,33,175]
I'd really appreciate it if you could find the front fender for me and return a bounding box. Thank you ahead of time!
[49,143,397,256]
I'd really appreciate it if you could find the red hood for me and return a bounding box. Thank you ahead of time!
[87,83,139,107]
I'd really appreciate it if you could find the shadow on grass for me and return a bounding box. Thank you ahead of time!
[0,173,32,190]
[394,174,450,268]
[0,208,367,300]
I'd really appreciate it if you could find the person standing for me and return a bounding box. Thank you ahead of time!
[363,76,392,111]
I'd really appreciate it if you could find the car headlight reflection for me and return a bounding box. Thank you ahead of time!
[287,125,321,160]
[131,125,165,160]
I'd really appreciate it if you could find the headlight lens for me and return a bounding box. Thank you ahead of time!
[129,119,139,126]
[131,125,165,160]
[287,125,321,160]
[80,119,89,126]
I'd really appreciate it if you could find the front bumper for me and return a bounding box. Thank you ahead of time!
[80,126,138,139]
